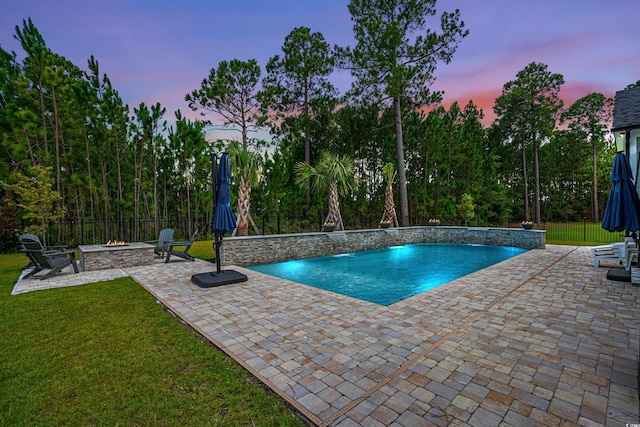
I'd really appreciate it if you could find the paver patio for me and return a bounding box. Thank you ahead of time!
[13,245,640,426]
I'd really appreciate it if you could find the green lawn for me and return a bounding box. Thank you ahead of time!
[0,253,306,426]
[542,221,627,246]
[187,239,217,260]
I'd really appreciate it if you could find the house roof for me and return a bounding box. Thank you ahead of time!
[612,86,640,130]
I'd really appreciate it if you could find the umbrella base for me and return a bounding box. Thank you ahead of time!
[607,269,630,282]
[191,270,248,288]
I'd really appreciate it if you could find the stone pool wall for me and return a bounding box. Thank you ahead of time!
[221,226,545,266]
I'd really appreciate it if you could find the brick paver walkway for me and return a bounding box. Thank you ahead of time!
[13,245,639,426]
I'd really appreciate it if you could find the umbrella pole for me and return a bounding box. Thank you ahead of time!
[212,152,220,272]
[215,231,222,274]
[635,232,639,269]
[212,152,219,200]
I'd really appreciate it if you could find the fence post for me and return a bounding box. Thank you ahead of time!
[583,217,587,242]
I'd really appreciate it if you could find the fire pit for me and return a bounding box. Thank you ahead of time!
[104,240,129,247]
[79,242,154,271]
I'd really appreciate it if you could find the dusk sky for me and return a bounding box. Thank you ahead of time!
[2,0,639,140]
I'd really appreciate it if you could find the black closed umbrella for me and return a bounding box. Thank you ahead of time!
[191,152,247,288]
[213,153,236,273]
[602,152,640,234]
[601,152,640,284]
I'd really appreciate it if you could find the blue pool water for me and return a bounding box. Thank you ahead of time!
[247,243,527,305]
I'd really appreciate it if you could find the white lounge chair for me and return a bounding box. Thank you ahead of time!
[622,245,639,271]
[591,238,636,267]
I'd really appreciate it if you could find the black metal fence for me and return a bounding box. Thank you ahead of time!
[0,215,626,254]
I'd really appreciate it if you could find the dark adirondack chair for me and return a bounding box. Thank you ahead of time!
[19,233,67,254]
[165,229,198,263]
[145,228,174,258]
[19,233,70,269]
[20,236,79,280]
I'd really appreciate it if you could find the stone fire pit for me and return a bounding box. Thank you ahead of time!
[79,242,154,271]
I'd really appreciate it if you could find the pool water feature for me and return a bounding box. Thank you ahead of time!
[247,243,527,305]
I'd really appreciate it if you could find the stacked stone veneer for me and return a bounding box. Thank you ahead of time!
[221,226,545,266]
[79,243,155,271]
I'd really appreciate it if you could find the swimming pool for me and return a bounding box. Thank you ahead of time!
[247,243,527,305]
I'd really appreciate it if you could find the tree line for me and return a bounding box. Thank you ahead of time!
[0,1,629,244]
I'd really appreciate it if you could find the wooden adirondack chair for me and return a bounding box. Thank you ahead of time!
[165,229,198,263]
[20,236,79,280]
[145,228,174,258]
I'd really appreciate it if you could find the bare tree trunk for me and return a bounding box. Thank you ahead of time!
[22,125,36,164]
[534,139,541,224]
[242,119,248,148]
[522,142,529,221]
[185,137,191,222]
[51,84,61,197]
[152,135,158,232]
[38,75,48,153]
[133,134,142,239]
[100,154,109,239]
[592,142,599,222]
[394,96,409,226]
[83,125,96,227]
[326,181,341,230]
[383,184,395,224]
[304,79,311,216]
[51,84,64,243]
[115,131,124,233]
[236,174,251,236]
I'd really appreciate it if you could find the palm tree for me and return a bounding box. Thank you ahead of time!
[227,141,261,236]
[381,162,397,226]
[294,151,355,231]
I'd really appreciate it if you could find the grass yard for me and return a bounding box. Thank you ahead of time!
[543,221,628,246]
[187,239,217,260]
[0,253,306,426]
